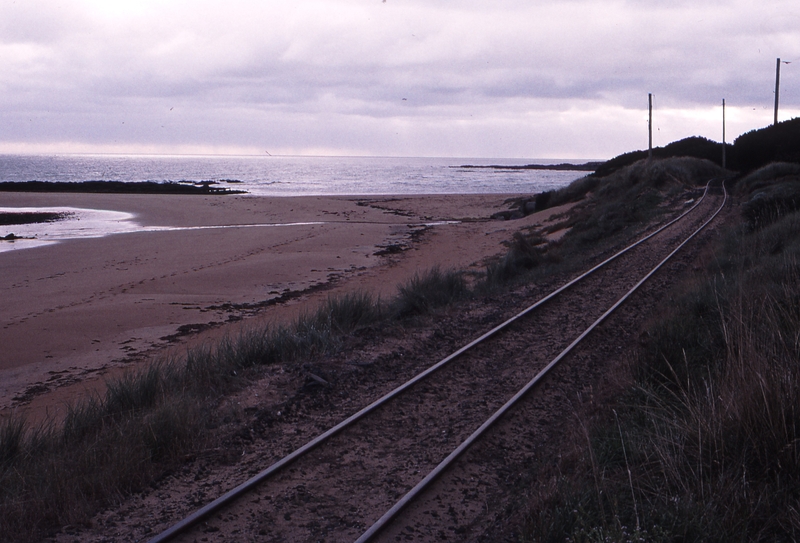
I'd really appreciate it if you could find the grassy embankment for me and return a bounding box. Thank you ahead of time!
[523,162,800,542]
[0,156,726,542]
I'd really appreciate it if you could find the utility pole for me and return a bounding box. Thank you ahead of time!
[722,99,726,169]
[648,93,653,160]
[774,58,781,125]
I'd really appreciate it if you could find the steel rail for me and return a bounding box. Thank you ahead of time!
[355,182,728,542]
[146,182,713,543]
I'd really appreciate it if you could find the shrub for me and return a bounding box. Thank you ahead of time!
[593,136,726,178]
[743,182,800,229]
[731,117,800,172]
[735,162,800,195]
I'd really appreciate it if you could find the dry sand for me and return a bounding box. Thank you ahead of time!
[0,192,570,422]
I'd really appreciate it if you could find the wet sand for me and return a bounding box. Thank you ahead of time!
[0,191,571,421]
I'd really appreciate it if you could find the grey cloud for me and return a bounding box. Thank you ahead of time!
[0,2,84,44]
[1,0,798,158]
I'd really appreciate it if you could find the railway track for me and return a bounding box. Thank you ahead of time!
[147,181,727,543]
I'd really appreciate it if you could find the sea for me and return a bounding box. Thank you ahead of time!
[0,154,591,252]
[0,154,588,196]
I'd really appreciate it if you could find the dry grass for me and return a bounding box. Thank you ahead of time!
[0,269,479,542]
[481,157,720,291]
[524,172,800,542]
[0,290,385,542]
[0,368,206,542]
[392,266,469,317]
[0,158,737,542]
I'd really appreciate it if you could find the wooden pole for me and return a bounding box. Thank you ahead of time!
[774,58,781,125]
[722,99,726,169]
[648,93,653,160]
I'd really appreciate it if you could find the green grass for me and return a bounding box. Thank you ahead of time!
[0,272,473,542]
[0,376,207,542]
[480,157,724,291]
[481,231,556,290]
[735,162,800,193]
[733,163,800,230]
[524,167,800,542]
[391,266,469,318]
[563,158,720,246]
[0,290,385,543]
[0,157,727,542]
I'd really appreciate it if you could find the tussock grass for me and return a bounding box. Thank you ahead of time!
[741,181,800,230]
[524,175,800,542]
[0,417,25,468]
[482,157,722,290]
[481,231,556,290]
[535,156,725,214]
[736,162,800,194]
[733,162,800,230]
[564,158,720,246]
[392,266,468,318]
[0,278,470,542]
[1,157,732,541]
[0,376,206,542]
[317,290,383,333]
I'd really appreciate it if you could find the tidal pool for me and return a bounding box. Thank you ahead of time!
[0,206,327,253]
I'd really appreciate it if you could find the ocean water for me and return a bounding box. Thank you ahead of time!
[0,154,588,196]
[1,154,591,252]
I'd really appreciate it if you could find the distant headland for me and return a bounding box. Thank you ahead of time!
[456,162,601,172]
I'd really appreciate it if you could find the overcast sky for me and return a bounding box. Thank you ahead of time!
[1,0,798,159]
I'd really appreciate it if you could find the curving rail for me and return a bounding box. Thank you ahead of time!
[147,180,722,543]
[355,181,727,541]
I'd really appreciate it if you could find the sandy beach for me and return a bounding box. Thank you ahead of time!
[0,191,571,421]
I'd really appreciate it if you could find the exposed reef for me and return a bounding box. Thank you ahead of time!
[0,180,246,195]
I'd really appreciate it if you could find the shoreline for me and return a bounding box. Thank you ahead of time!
[0,191,570,423]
